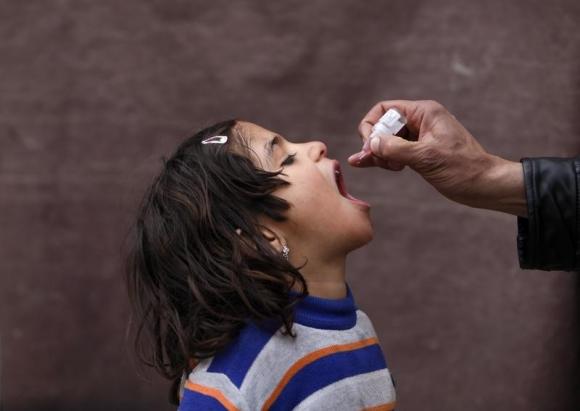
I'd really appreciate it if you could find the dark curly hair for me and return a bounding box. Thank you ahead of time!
[124,119,308,403]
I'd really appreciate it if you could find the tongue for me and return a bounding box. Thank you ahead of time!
[337,173,369,206]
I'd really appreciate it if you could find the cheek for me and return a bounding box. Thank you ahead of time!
[292,185,373,247]
[282,175,340,222]
[280,176,361,232]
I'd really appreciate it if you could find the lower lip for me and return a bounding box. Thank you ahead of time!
[343,192,370,208]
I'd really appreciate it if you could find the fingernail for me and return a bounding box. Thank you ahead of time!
[358,151,370,162]
[348,152,362,162]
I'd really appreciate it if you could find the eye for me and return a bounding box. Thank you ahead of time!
[281,153,296,166]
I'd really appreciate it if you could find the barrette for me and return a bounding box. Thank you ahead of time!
[201,135,228,144]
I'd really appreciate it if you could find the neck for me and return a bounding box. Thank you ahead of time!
[293,254,347,299]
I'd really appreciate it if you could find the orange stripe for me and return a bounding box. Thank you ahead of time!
[261,337,379,410]
[363,402,397,411]
[184,380,239,411]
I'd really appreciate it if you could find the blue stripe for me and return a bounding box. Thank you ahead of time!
[207,321,277,387]
[270,343,387,411]
[178,388,228,410]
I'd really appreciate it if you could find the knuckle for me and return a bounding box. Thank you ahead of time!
[375,137,384,154]
[423,99,444,113]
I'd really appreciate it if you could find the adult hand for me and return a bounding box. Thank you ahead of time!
[347,100,527,217]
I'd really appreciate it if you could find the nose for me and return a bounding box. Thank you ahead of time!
[309,141,327,161]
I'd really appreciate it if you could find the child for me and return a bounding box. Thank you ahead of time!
[126,119,397,410]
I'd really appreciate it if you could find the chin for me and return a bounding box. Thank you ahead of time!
[347,223,374,252]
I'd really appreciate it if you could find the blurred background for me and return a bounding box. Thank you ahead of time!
[1,0,579,410]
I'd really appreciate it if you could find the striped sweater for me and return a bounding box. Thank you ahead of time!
[178,285,396,410]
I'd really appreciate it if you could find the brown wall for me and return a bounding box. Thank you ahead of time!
[1,1,579,410]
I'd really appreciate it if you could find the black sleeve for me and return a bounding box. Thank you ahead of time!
[517,157,580,271]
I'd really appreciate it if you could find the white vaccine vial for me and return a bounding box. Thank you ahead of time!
[369,108,407,139]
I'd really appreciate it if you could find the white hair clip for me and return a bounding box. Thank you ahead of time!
[201,135,228,144]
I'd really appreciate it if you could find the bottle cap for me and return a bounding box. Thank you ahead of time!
[370,108,407,138]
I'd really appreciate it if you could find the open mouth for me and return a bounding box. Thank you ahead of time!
[333,162,370,207]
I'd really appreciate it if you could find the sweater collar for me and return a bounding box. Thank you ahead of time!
[291,283,358,330]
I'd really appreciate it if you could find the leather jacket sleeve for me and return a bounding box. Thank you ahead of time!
[517,157,580,271]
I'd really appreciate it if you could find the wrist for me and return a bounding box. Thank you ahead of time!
[478,156,527,217]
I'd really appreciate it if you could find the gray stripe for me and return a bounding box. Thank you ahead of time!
[293,368,396,410]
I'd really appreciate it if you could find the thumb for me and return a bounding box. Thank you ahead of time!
[370,135,418,166]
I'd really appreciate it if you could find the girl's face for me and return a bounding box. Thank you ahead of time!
[236,121,373,263]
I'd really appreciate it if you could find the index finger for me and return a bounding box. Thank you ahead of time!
[358,102,386,141]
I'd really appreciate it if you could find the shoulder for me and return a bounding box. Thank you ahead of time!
[205,321,279,387]
[354,308,380,337]
[179,375,247,411]
[179,329,262,411]
[179,321,278,410]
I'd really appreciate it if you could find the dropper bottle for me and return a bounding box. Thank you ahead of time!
[369,107,407,140]
[355,108,407,164]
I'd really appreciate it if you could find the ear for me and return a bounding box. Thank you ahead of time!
[235,225,285,254]
[258,225,285,254]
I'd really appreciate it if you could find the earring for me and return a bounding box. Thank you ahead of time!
[281,244,290,260]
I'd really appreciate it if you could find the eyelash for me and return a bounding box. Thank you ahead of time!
[281,153,296,166]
